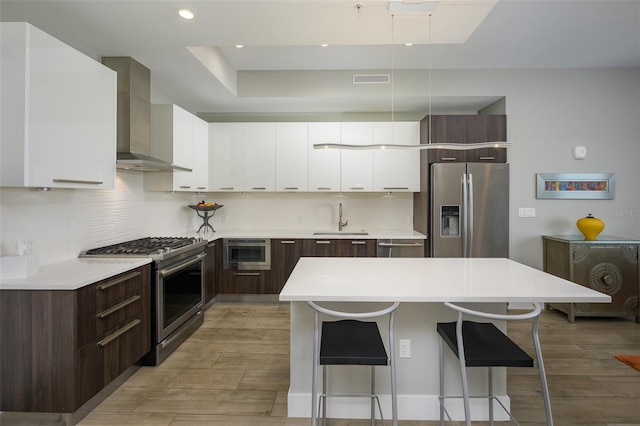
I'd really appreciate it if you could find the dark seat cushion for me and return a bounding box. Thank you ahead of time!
[320,320,388,366]
[437,321,534,368]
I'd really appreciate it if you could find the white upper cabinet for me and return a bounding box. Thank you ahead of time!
[192,116,209,192]
[373,122,420,192]
[145,104,205,192]
[340,122,374,192]
[208,123,243,191]
[208,123,275,192]
[275,123,308,192]
[308,123,341,192]
[149,104,193,170]
[243,123,276,191]
[0,22,116,189]
[207,121,419,193]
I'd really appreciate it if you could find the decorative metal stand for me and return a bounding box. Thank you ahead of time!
[188,204,224,234]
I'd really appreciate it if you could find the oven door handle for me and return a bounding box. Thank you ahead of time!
[158,252,207,278]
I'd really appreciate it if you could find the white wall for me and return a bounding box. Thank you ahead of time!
[1,68,639,269]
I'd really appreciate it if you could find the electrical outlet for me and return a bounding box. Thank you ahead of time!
[518,207,536,218]
[24,238,35,253]
[399,339,411,358]
[298,215,303,224]
[222,215,229,224]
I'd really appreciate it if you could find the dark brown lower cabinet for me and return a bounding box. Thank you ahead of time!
[219,269,269,294]
[0,265,150,414]
[204,241,216,303]
[270,239,304,294]
[303,239,376,257]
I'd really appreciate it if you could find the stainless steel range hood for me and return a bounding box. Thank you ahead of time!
[101,57,191,172]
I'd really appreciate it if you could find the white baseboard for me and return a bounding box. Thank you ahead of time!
[287,391,511,421]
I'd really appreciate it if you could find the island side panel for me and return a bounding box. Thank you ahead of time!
[287,301,508,421]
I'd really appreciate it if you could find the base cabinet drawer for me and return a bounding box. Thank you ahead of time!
[0,264,151,414]
[218,270,270,294]
[76,313,150,406]
[303,239,376,257]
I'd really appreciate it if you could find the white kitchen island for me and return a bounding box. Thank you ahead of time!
[279,257,610,422]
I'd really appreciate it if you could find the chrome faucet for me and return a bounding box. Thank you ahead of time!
[338,202,348,231]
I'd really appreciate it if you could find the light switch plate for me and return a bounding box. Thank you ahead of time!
[518,207,536,218]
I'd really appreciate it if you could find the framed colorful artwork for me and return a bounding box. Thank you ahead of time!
[536,173,615,199]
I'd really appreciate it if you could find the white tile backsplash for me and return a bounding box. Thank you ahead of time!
[1,171,414,266]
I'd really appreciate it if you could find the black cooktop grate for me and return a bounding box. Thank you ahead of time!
[84,237,199,256]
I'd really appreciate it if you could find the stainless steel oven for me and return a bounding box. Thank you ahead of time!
[156,250,206,343]
[223,238,271,270]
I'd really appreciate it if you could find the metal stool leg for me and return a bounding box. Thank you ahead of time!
[455,319,471,426]
[370,366,375,426]
[488,367,494,426]
[439,338,445,426]
[311,311,319,426]
[322,366,327,426]
[532,318,554,426]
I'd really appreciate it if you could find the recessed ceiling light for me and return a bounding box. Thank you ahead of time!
[235,45,244,49]
[321,44,329,47]
[404,43,413,46]
[177,9,194,20]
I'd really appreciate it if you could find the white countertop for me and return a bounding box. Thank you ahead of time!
[0,258,151,290]
[198,229,426,242]
[279,257,611,303]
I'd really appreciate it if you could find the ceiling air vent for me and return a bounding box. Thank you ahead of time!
[353,74,390,84]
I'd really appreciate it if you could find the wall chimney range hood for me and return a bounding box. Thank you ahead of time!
[101,57,191,172]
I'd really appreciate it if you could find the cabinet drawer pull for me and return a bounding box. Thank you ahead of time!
[233,272,260,277]
[97,319,141,347]
[220,187,234,190]
[179,185,192,189]
[350,187,364,190]
[378,242,424,247]
[351,241,367,245]
[316,241,331,245]
[252,187,266,190]
[53,178,103,185]
[97,295,141,319]
[441,157,457,161]
[280,240,296,244]
[284,187,299,190]
[383,187,409,191]
[479,156,495,160]
[197,187,207,190]
[98,271,141,290]
[317,187,331,190]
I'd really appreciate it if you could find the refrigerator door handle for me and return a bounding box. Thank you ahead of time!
[462,173,468,257]
[467,173,474,257]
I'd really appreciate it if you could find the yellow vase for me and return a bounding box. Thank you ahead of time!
[576,214,605,240]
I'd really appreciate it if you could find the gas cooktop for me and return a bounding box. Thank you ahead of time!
[80,236,205,259]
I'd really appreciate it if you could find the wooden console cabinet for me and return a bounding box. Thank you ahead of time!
[542,235,639,323]
[0,265,150,416]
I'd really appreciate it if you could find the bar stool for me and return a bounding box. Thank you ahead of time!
[437,302,553,426]
[307,301,400,426]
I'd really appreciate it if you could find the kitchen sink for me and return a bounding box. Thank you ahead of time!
[313,231,369,236]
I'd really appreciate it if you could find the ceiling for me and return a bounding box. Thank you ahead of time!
[1,0,639,121]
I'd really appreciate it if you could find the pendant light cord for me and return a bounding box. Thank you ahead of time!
[427,13,432,145]
[391,14,395,143]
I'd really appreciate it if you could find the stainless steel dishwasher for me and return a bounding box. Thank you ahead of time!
[376,239,425,257]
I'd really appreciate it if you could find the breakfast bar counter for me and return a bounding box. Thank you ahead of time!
[279,257,610,421]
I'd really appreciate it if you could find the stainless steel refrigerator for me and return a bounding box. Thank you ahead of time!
[430,162,509,257]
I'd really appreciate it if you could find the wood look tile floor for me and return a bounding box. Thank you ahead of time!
[79,303,640,426]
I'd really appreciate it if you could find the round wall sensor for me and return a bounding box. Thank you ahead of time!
[573,146,587,159]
